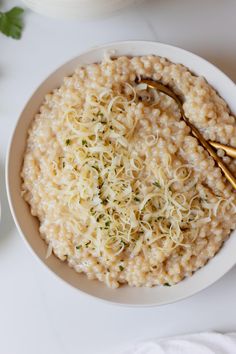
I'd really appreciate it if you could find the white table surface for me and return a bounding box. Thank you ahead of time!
[1,1,236,353]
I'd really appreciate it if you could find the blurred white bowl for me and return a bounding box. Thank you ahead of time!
[22,0,136,19]
[6,41,236,306]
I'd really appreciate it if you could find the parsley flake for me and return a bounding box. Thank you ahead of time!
[85,241,91,248]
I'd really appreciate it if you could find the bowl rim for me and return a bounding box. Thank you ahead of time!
[6,40,236,307]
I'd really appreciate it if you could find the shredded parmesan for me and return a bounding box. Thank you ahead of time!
[44,85,232,261]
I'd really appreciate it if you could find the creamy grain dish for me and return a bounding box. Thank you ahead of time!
[21,55,236,288]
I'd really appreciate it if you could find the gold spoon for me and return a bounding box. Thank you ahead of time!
[141,79,236,190]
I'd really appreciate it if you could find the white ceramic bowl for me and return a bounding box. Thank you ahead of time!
[6,41,236,306]
[22,0,136,19]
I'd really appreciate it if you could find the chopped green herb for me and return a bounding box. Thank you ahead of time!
[134,197,140,202]
[92,165,99,172]
[96,111,104,117]
[121,240,128,246]
[76,245,82,250]
[0,7,24,40]
[85,241,91,248]
[102,198,108,205]
[153,181,161,188]
[62,161,65,168]
[105,221,110,227]
[164,283,171,286]
[119,265,124,271]
[96,214,104,222]
[65,139,71,146]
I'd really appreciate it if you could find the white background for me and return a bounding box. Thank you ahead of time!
[1,1,236,353]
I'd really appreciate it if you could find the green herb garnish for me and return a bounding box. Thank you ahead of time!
[76,245,82,250]
[102,198,108,205]
[134,197,140,202]
[153,181,161,188]
[65,139,71,146]
[105,221,110,227]
[119,265,124,271]
[164,283,171,286]
[96,214,104,222]
[85,241,91,248]
[0,7,24,40]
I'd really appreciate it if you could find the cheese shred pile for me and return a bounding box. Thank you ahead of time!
[46,84,234,262]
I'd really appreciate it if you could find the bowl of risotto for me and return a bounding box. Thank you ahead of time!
[6,41,236,306]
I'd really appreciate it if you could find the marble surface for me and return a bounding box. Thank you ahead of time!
[1,1,236,353]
